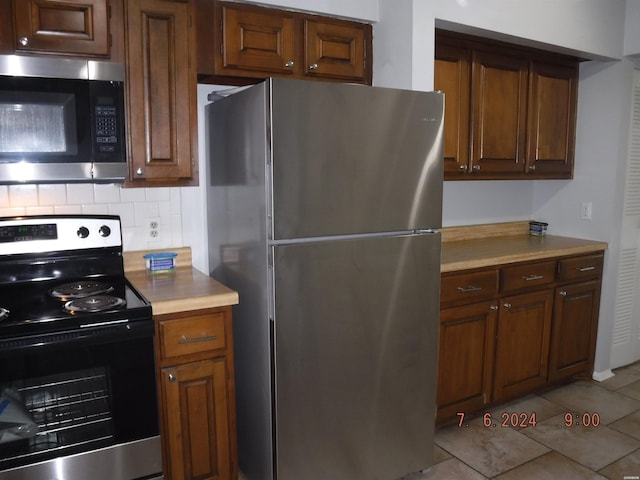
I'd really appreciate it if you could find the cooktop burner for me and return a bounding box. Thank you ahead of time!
[50,281,114,300]
[64,295,126,313]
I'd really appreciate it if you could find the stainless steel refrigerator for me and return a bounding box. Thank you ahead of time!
[205,78,443,480]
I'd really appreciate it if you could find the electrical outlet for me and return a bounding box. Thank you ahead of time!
[581,202,593,220]
[148,218,161,240]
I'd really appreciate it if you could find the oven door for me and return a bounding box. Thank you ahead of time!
[0,321,162,480]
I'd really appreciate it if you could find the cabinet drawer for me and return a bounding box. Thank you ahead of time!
[558,253,604,282]
[441,270,499,305]
[502,260,556,293]
[159,312,226,359]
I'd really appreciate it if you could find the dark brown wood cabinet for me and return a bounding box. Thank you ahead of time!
[437,252,604,424]
[156,307,237,480]
[437,301,497,423]
[435,30,579,180]
[549,254,604,382]
[123,0,198,187]
[196,0,372,85]
[526,60,578,176]
[434,42,471,176]
[493,289,553,402]
[6,0,110,57]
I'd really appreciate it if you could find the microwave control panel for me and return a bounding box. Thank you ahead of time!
[90,81,125,162]
[95,105,118,151]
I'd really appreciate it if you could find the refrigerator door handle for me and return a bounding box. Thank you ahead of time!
[413,229,440,234]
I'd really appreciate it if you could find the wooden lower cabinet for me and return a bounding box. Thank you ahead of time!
[437,301,497,423]
[437,252,604,424]
[493,290,553,403]
[548,281,602,382]
[161,359,232,480]
[155,307,237,480]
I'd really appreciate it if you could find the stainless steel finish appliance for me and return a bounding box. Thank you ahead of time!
[206,78,444,480]
[0,55,126,184]
[0,215,162,480]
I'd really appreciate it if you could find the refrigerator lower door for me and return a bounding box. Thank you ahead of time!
[272,232,440,480]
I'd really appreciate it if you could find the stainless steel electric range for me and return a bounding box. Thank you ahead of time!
[0,215,162,480]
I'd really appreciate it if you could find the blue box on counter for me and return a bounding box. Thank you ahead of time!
[529,221,548,236]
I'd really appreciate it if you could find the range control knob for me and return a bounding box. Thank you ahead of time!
[77,226,90,239]
[99,225,111,237]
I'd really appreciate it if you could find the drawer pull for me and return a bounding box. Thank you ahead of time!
[179,335,218,344]
[521,274,544,281]
[457,285,482,293]
[559,291,568,297]
[503,303,512,309]
[577,266,596,272]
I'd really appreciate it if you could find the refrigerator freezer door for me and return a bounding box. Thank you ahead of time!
[269,78,444,240]
[272,232,440,480]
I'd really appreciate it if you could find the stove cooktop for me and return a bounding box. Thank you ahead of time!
[0,276,151,339]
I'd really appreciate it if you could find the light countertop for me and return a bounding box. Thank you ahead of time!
[441,222,608,273]
[124,247,239,316]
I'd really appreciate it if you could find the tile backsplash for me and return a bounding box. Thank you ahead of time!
[0,183,183,252]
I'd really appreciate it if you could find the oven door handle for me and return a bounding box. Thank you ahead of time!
[0,320,155,355]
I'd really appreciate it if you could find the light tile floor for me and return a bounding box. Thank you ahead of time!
[421,362,640,480]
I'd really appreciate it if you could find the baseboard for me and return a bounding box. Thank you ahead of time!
[592,369,614,382]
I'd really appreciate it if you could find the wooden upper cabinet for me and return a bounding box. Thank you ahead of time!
[435,43,471,176]
[435,30,579,180]
[303,18,368,81]
[198,0,372,85]
[218,4,296,76]
[12,0,110,56]
[124,0,198,186]
[526,60,577,177]
[472,50,529,175]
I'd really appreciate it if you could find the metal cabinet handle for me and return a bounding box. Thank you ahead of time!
[309,63,318,70]
[503,303,512,309]
[577,266,595,272]
[19,37,28,46]
[136,168,143,175]
[168,374,176,383]
[457,285,482,293]
[490,305,499,311]
[559,291,567,297]
[285,60,294,68]
[472,165,481,171]
[179,335,218,344]
[529,165,536,172]
[459,164,468,171]
[521,274,544,281]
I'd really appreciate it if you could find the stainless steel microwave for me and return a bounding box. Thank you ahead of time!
[0,55,126,184]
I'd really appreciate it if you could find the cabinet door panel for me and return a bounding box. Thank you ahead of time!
[437,301,497,423]
[303,19,368,81]
[526,61,577,177]
[494,289,553,402]
[220,5,295,75]
[162,358,232,480]
[549,281,601,382]
[13,0,109,56]
[435,43,471,176]
[472,50,528,175]
[125,0,197,185]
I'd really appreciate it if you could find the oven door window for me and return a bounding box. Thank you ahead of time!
[0,334,158,472]
[0,77,90,163]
